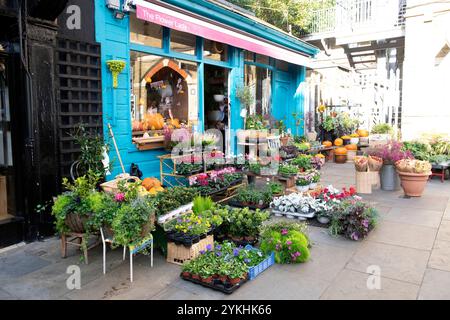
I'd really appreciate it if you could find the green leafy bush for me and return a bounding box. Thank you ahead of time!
[371,123,394,135]
[260,227,310,264]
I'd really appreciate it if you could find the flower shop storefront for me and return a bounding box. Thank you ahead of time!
[95,0,318,179]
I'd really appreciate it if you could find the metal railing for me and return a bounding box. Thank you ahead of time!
[302,0,407,36]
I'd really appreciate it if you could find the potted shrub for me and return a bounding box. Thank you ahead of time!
[368,141,413,191]
[329,200,378,241]
[396,159,432,197]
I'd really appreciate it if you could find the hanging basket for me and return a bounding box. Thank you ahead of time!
[106,60,126,88]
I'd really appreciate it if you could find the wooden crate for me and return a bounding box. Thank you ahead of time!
[0,176,7,219]
[277,175,296,189]
[167,235,214,265]
[100,175,141,194]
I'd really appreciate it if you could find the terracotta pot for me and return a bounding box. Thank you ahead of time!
[192,274,200,280]
[228,277,241,285]
[280,136,290,146]
[218,275,228,283]
[397,171,431,197]
[181,272,191,279]
[201,276,213,284]
[335,154,347,164]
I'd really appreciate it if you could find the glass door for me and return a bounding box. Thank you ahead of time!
[0,55,14,222]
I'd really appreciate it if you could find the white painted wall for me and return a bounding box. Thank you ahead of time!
[401,0,450,140]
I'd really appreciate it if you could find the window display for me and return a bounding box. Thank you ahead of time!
[130,51,198,148]
[244,64,272,115]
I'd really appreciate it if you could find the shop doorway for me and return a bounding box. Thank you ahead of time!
[203,65,229,154]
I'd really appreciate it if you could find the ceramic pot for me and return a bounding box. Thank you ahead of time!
[381,164,400,191]
[398,171,431,197]
[335,155,347,164]
[317,216,330,224]
[296,185,310,192]
[309,183,318,190]
[306,131,318,142]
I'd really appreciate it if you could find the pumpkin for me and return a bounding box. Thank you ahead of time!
[334,138,344,146]
[142,177,161,191]
[148,188,158,195]
[144,113,165,130]
[316,153,325,158]
[335,147,348,155]
[341,135,351,140]
[322,141,333,148]
[345,144,358,151]
[168,118,181,129]
[357,129,369,137]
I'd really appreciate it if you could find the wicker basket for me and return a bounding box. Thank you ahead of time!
[65,213,89,233]
[167,235,214,265]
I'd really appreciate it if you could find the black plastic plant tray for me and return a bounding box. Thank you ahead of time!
[180,274,247,294]
[213,233,259,247]
[175,168,203,177]
[227,200,269,210]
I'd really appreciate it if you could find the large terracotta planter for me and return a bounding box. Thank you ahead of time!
[397,171,431,197]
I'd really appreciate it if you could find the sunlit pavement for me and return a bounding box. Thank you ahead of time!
[1,162,450,300]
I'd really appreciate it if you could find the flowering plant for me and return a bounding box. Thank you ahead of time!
[368,140,414,165]
[188,167,243,195]
[311,185,359,219]
[260,227,310,264]
[310,155,325,170]
[329,199,378,241]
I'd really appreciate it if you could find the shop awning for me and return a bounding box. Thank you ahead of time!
[132,0,313,67]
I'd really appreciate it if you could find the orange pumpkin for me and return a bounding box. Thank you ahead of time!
[142,177,162,191]
[357,129,369,137]
[144,113,165,130]
[334,138,344,146]
[168,118,181,129]
[335,147,348,155]
[345,144,358,151]
[322,141,332,148]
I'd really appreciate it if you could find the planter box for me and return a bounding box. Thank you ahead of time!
[245,246,275,280]
[271,209,315,220]
[180,273,247,294]
[277,175,296,189]
[167,235,214,265]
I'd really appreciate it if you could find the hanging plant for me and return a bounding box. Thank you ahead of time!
[106,60,126,88]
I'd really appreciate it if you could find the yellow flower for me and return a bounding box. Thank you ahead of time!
[317,104,326,113]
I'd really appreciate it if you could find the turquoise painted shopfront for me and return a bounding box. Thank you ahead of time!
[94,0,318,180]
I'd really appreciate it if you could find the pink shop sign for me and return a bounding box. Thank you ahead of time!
[136,3,311,66]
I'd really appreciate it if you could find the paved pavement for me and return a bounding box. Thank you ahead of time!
[1,163,450,300]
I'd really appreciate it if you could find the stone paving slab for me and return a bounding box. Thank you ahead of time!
[428,240,450,272]
[418,269,450,300]
[378,207,443,228]
[436,220,450,242]
[320,269,419,300]
[366,220,437,251]
[346,241,430,285]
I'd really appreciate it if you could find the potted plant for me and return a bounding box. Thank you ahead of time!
[317,211,331,224]
[199,265,214,284]
[395,159,432,197]
[368,141,413,191]
[371,123,394,141]
[278,164,298,178]
[309,170,321,190]
[227,261,247,285]
[296,176,311,192]
[291,154,312,172]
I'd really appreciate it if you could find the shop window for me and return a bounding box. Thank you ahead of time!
[256,54,270,65]
[244,51,254,62]
[244,64,272,115]
[204,39,228,62]
[130,13,163,48]
[170,30,196,55]
[130,51,198,145]
[276,60,289,72]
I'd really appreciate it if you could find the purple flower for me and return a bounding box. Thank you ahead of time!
[281,229,288,236]
[199,250,206,255]
[233,248,240,256]
[206,244,212,251]
[216,251,222,257]
[351,232,359,241]
[216,244,222,250]
[286,240,292,245]
[244,258,250,264]
[362,219,369,228]
[114,193,125,202]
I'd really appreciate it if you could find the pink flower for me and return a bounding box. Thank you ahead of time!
[115,193,125,202]
[281,229,288,236]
